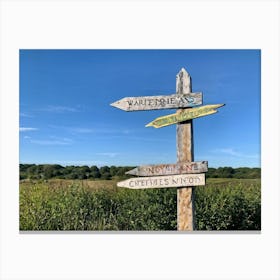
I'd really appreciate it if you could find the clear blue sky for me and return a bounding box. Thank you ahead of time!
[20,50,260,168]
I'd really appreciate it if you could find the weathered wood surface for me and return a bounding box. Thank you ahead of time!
[146,104,225,128]
[110,92,202,111]
[117,173,205,189]
[176,68,195,231]
[126,161,208,176]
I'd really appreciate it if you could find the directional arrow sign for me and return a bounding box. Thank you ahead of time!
[117,174,205,189]
[126,161,208,176]
[110,92,202,111]
[146,104,225,128]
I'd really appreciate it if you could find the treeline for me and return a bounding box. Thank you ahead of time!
[20,164,261,180]
[206,167,261,179]
[20,164,132,180]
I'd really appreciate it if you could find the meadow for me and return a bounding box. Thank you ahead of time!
[20,178,261,231]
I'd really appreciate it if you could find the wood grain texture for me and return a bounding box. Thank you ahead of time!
[176,68,195,231]
[126,161,208,176]
[110,92,202,111]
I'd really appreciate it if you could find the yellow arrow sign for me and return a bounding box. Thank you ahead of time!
[146,104,225,128]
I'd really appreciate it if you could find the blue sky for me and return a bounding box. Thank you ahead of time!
[20,50,260,168]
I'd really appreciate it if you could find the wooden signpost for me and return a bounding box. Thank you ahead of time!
[146,104,225,128]
[117,174,205,189]
[126,161,208,176]
[176,68,195,231]
[111,67,224,231]
[110,92,202,111]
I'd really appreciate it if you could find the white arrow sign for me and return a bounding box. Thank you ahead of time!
[126,161,208,176]
[117,173,205,189]
[110,92,202,111]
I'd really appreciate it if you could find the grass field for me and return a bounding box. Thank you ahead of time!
[20,178,261,231]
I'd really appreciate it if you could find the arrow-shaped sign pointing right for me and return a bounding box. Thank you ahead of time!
[146,104,225,128]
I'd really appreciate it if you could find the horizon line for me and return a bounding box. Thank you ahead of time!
[19,162,261,169]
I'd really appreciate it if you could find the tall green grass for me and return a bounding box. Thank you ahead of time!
[20,178,260,231]
[195,179,261,230]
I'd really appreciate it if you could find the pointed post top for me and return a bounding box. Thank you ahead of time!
[176,67,192,94]
[178,67,190,76]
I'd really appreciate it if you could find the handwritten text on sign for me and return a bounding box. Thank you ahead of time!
[126,161,208,176]
[117,174,205,189]
[110,92,202,111]
[146,104,225,128]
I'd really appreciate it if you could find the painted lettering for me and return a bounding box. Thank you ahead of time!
[172,178,178,184]
[180,177,187,185]
[127,100,133,106]
[188,177,194,184]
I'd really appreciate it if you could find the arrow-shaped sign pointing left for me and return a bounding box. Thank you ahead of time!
[110,92,202,111]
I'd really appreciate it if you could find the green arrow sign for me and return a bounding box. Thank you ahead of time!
[146,104,225,128]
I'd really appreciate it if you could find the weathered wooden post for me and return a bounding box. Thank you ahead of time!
[176,68,195,231]
[112,67,224,231]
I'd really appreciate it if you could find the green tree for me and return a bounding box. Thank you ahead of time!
[100,166,112,180]
[80,165,91,179]
[26,164,38,178]
[110,166,118,177]
[90,166,101,179]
